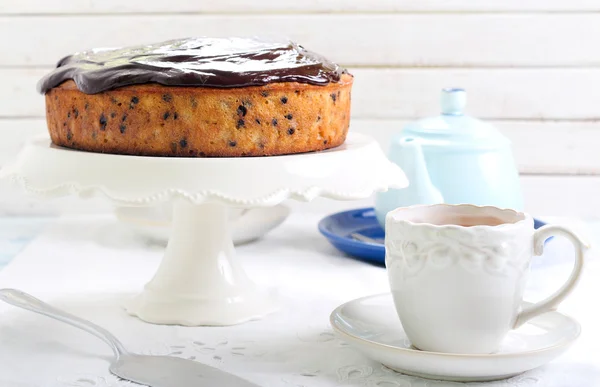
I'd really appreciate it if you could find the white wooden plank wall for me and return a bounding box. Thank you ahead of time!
[1,1,599,216]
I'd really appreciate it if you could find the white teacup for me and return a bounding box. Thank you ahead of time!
[385,204,588,354]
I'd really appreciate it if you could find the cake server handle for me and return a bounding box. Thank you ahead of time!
[0,288,127,358]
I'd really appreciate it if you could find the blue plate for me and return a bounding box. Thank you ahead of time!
[318,207,548,266]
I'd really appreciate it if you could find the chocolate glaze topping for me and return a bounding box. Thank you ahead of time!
[37,37,349,94]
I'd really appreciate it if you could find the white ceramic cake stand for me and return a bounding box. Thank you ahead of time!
[0,133,407,326]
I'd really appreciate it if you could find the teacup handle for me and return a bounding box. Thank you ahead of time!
[514,225,589,328]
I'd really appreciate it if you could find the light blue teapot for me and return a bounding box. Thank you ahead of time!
[375,88,523,228]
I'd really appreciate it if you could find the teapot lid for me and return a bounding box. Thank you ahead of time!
[402,88,510,148]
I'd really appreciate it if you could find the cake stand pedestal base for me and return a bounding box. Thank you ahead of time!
[126,200,277,326]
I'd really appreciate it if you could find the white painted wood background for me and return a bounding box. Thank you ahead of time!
[1,0,599,216]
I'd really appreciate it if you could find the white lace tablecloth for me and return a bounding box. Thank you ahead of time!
[0,214,599,387]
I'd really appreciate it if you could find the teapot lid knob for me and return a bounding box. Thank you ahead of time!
[440,88,466,115]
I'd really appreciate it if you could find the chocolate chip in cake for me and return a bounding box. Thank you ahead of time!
[280,96,288,104]
[173,112,178,120]
[236,119,245,129]
[237,105,247,117]
[130,96,139,109]
[119,124,126,134]
[121,114,127,122]
[285,114,293,120]
[255,119,261,125]
[66,130,73,141]
[73,108,79,119]
[272,118,278,127]
[99,114,107,130]
[63,122,66,127]
[162,94,173,102]
[229,140,237,147]
[288,127,295,135]
[317,115,321,122]
[163,112,171,120]
[330,93,337,102]
[324,140,328,144]
[110,112,117,118]
[179,138,188,148]
[295,90,300,94]
[261,91,269,97]
[67,112,71,118]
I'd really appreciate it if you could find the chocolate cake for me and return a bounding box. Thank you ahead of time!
[38,37,353,157]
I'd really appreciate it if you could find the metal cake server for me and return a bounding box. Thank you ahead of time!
[0,289,260,387]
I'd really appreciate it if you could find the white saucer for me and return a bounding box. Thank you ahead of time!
[115,204,290,245]
[330,294,580,382]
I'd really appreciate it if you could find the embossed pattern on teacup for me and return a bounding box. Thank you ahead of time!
[385,214,532,279]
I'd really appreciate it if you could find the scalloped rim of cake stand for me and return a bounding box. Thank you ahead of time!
[0,133,408,207]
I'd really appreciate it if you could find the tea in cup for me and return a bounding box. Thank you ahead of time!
[385,204,587,354]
